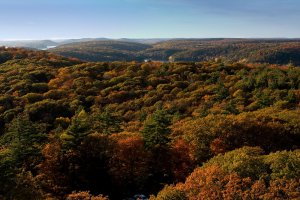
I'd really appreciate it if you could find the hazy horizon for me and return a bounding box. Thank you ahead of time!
[1,0,300,40]
[1,37,300,42]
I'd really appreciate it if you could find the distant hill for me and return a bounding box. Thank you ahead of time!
[54,38,110,45]
[0,40,58,50]
[146,39,300,65]
[50,40,152,62]
[50,38,300,65]
[0,38,168,50]
[117,38,170,44]
[0,38,112,50]
[0,46,81,66]
[2,38,300,65]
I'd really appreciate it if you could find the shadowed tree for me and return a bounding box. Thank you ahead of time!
[140,108,171,149]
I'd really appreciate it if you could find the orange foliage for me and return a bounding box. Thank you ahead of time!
[66,191,109,200]
[109,135,149,191]
[48,68,73,89]
[210,138,228,155]
[171,139,195,182]
[37,140,71,196]
[177,165,252,200]
[174,165,300,200]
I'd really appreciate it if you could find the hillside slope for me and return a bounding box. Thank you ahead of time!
[50,40,151,61]
[50,39,300,65]
[147,39,300,64]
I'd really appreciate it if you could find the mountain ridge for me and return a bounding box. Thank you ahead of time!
[50,38,300,65]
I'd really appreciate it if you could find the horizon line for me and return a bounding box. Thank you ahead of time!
[1,37,300,42]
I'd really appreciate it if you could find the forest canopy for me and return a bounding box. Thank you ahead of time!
[50,39,300,65]
[0,47,299,199]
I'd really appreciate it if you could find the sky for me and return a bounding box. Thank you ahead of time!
[0,0,300,40]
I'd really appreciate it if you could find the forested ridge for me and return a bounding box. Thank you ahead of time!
[0,47,299,200]
[50,39,300,65]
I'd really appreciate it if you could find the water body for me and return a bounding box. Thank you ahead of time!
[41,45,57,50]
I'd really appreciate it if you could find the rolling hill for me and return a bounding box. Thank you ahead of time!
[0,38,169,50]
[50,38,300,65]
[50,40,152,61]
[0,40,58,50]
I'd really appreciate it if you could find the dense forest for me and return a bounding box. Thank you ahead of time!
[50,39,300,65]
[0,47,299,199]
[0,38,167,50]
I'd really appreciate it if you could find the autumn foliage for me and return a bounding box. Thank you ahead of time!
[0,47,299,199]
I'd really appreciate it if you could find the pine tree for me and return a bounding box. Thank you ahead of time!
[141,109,171,149]
[2,114,46,164]
[60,109,91,150]
[93,108,122,134]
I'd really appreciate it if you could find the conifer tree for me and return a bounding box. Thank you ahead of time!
[141,109,171,149]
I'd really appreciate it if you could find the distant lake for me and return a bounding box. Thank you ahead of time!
[41,45,56,50]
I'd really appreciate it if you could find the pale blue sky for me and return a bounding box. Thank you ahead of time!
[0,0,299,40]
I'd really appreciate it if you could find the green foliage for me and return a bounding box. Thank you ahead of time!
[173,108,300,163]
[215,83,229,101]
[1,114,46,164]
[204,147,300,181]
[0,47,299,199]
[204,147,268,179]
[23,92,44,103]
[0,114,46,196]
[141,109,171,148]
[93,109,122,134]
[265,150,300,179]
[0,148,16,195]
[26,99,71,123]
[149,185,187,200]
[60,109,92,150]
[286,90,297,103]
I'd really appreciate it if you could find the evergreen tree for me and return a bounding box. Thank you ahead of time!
[93,108,122,134]
[1,114,46,166]
[216,82,229,101]
[60,109,91,150]
[141,109,171,149]
[0,114,46,195]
